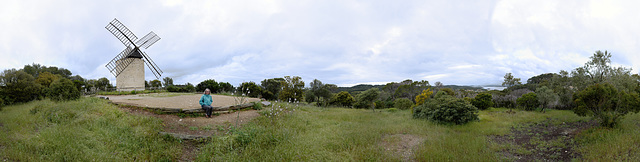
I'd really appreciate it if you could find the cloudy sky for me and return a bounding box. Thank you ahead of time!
[1,0,639,87]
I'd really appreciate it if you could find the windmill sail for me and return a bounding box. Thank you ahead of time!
[136,31,161,49]
[105,47,135,77]
[105,18,138,47]
[140,51,163,78]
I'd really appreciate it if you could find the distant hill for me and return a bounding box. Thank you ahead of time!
[335,84,483,95]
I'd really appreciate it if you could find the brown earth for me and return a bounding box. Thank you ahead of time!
[490,118,598,161]
[108,93,263,161]
[379,134,425,162]
[105,93,261,111]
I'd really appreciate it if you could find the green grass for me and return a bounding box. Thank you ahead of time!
[0,98,181,161]
[196,105,640,161]
[2,98,639,161]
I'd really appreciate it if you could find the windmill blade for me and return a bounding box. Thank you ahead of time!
[140,51,163,79]
[105,47,135,77]
[105,18,138,47]
[136,31,161,49]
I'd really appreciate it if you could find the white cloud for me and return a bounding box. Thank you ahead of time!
[1,0,639,88]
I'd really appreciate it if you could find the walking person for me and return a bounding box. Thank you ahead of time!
[200,88,214,118]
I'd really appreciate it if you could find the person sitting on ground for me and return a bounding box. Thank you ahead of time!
[199,88,214,118]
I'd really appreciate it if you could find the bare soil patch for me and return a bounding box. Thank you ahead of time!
[109,94,263,162]
[379,134,424,162]
[121,106,260,137]
[106,93,260,110]
[490,118,598,161]
[119,105,261,162]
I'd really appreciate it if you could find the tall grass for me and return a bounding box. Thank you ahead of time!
[576,112,640,161]
[0,98,181,161]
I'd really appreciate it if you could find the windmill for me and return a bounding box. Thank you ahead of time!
[105,18,163,91]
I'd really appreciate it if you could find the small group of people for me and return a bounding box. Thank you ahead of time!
[199,88,214,118]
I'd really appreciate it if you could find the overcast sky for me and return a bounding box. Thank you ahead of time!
[1,0,639,87]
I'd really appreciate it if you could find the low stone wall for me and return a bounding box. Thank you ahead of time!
[110,101,272,114]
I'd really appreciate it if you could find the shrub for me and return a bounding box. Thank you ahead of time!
[252,102,263,110]
[332,91,355,107]
[0,69,43,103]
[517,92,539,111]
[471,93,494,110]
[386,108,399,112]
[354,88,380,109]
[574,83,640,127]
[414,89,433,106]
[393,98,413,110]
[47,77,81,101]
[413,95,479,125]
[374,100,386,109]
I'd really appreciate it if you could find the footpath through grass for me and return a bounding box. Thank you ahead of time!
[0,97,181,161]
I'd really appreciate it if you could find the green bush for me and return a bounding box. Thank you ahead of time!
[413,94,479,125]
[471,93,494,110]
[386,108,399,112]
[332,91,355,107]
[252,102,263,110]
[393,98,413,110]
[374,100,386,109]
[517,92,539,111]
[47,77,81,101]
[574,83,640,127]
[0,69,43,104]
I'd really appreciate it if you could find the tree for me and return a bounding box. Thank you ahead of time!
[434,81,443,90]
[218,82,234,92]
[238,82,262,98]
[390,80,430,100]
[162,77,173,87]
[517,92,539,111]
[196,79,220,93]
[440,88,455,96]
[308,79,335,103]
[502,73,522,87]
[278,76,305,102]
[47,78,81,101]
[414,88,433,106]
[35,72,60,87]
[333,91,355,107]
[96,77,111,91]
[471,93,494,110]
[574,83,640,128]
[149,79,162,89]
[535,86,559,112]
[355,88,380,110]
[261,78,284,100]
[0,69,43,103]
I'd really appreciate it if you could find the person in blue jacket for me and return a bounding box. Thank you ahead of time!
[199,88,214,118]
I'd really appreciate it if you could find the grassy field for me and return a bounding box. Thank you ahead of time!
[0,98,181,161]
[197,103,640,161]
[1,98,639,161]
